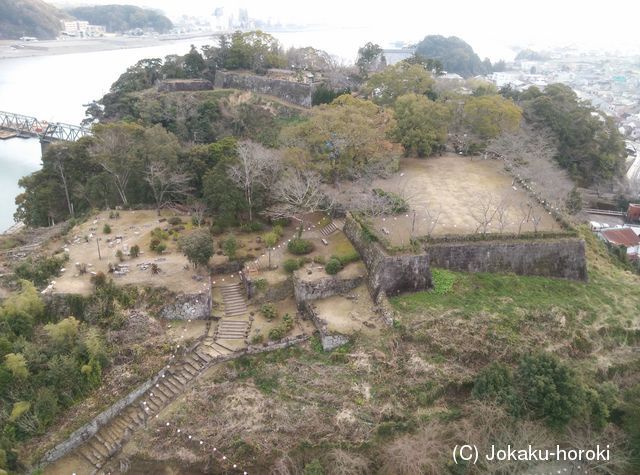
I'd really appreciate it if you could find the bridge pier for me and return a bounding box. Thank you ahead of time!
[40,139,52,155]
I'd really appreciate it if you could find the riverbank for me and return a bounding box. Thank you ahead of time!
[0,33,221,60]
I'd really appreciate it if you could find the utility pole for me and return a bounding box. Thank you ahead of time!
[411,210,417,237]
[96,237,102,260]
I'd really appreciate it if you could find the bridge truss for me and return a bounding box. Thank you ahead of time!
[0,110,91,142]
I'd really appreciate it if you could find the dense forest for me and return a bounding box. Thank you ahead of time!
[65,5,173,34]
[0,0,66,40]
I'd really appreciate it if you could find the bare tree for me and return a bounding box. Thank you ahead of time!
[494,196,511,233]
[517,202,533,234]
[190,201,207,227]
[424,206,442,237]
[470,193,499,234]
[267,169,329,220]
[144,162,192,215]
[228,141,281,222]
[488,125,573,211]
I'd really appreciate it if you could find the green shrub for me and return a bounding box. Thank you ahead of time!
[168,216,183,226]
[90,271,107,288]
[472,362,520,414]
[288,238,314,255]
[431,268,456,295]
[102,223,111,234]
[313,255,326,265]
[149,237,166,254]
[240,221,265,233]
[129,245,140,258]
[268,327,284,340]
[325,258,343,275]
[372,188,409,213]
[272,224,284,238]
[272,218,290,227]
[115,250,124,262]
[151,227,169,240]
[254,278,268,292]
[179,230,214,268]
[14,255,66,287]
[251,334,264,344]
[210,224,225,235]
[283,258,301,273]
[333,250,360,266]
[261,303,278,321]
[516,353,587,427]
[223,236,238,259]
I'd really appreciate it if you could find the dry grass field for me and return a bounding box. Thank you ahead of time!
[370,155,558,246]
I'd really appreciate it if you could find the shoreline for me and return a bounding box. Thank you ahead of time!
[0,32,222,60]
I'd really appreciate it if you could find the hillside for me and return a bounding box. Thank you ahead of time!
[415,34,488,77]
[0,0,65,40]
[65,5,173,33]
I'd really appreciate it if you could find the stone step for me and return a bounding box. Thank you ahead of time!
[182,363,198,377]
[78,445,101,467]
[94,433,115,454]
[213,341,235,352]
[219,319,249,325]
[151,388,168,403]
[113,417,130,433]
[162,376,182,393]
[87,437,110,459]
[156,383,175,398]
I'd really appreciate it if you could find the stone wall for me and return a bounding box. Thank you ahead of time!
[40,335,309,468]
[157,79,213,92]
[293,272,365,303]
[299,300,349,351]
[41,369,163,465]
[343,214,432,298]
[214,71,313,108]
[157,291,211,320]
[245,276,293,305]
[425,238,588,281]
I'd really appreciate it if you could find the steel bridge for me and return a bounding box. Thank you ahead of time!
[0,110,91,143]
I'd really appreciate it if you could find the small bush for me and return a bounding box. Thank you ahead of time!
[210,224,225,235]
[333,250,360,266]
[90,271,107,288]
[223,236,238,259]
[240,221,265,233]
[115,250,124,262]
[325,257,343,275]
[268,327,284,340]
[313,255,326,265]
[254,278,268,292]
[129,245,140,258]
[272,218,290,227]
[288,238,314,255]
[283,258,301,273]
[272,224,284,238]
[151,227,169,240]
[251,334,264,344]
[261,303,278,321]
[373,188,409,214]
[431,269,456,295]
[102,223,111,234]
[168,216,183,226]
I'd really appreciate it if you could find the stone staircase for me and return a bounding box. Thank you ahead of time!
[219,282,248,317]
[74,339,232,471]
[320,221,339,236]
[215,319,251,340]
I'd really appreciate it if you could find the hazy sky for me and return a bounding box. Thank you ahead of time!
[55,0,640,58]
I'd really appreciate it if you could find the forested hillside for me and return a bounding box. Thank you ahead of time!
[0,0,65,40]
[65,5,173,33]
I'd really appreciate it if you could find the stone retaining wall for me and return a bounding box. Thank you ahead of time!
[343,214,432,298]
[214,71,313,108]
[425,238,588,281]
[40,335,309,468]
[292,272,364,303]
[157,291,211,320]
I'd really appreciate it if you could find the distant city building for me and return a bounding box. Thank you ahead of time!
[61,20,106,38]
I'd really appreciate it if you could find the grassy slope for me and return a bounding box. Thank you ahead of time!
[114,227,639,474]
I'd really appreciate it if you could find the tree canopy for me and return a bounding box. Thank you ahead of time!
[516,84,626,184]
[363,62,436,106]
[66,5,173,33]
[0,0,65,40]
[415,35,489,78]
